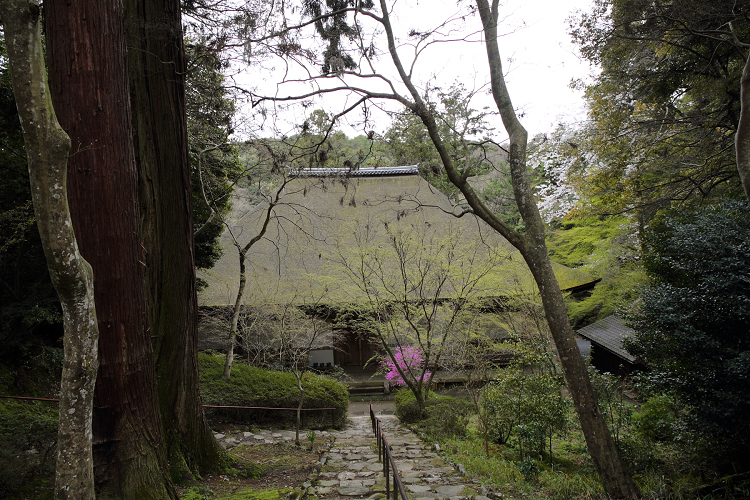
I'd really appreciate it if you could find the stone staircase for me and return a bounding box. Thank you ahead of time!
[306,415,493,500]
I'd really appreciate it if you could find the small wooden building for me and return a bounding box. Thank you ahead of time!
[576,315,644,376]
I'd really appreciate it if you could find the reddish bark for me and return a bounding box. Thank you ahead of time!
[124,0,226,477]
[45,0,174,497]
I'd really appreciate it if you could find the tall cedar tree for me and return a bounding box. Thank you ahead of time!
[124,0,227,480]
[45,0,176,497]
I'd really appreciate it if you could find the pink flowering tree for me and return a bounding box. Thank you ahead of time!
[383,346,431,387]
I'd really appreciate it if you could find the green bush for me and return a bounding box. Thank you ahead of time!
[394,388,424,423]
[394,389,473,439]
[481,369,570,460]
[198,353,349,428]
[634,394,677,442]
[421,397,474,440]
[0,400,58,497]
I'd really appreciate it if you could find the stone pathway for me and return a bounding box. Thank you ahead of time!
[309,415,491,500]
[214,414,495,500]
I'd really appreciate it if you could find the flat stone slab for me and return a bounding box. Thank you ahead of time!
[407,485,433,494]
[435,485,467,496]
[340,480,364,487]
[338,486,372,496]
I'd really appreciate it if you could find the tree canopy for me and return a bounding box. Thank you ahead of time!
[570,0,748,221]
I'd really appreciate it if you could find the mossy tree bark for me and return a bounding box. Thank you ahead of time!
[45,0,176,497]
[0,1,98,498]
[123,0,227,479]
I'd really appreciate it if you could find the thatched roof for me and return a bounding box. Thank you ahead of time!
[198,170,597,307]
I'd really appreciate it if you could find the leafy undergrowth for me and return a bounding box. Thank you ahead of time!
[435,415,743,500]
[177,431,332,500]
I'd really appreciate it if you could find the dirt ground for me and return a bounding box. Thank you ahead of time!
[176,438,332,499]
[347,400,395,417]
[177,402,395,499]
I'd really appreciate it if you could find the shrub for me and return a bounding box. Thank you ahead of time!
[421,397,474,440]
[628,202,750,472]
[634,394,677,443]
[198,353,349,428]
[394,388,423,423]
[0,400,58,497]
[394,389,473,439]
[481,368,570,459]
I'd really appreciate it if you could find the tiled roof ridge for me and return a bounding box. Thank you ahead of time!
[292,165,419,177]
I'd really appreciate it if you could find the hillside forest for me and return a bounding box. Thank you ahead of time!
[1,0,749,499]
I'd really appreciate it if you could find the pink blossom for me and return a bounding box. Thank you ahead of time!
[383,346,431,386]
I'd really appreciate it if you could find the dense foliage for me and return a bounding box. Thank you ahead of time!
[481,368,570,461]
[627,202,750,473]
[198,353,349,428]
[569,0,747,223]
[0,37,63,369]
[185,39,243,277]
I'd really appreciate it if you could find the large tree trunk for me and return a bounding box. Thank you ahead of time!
[0,2,98,498]
[44,0,175,497]
[123,0,227,480]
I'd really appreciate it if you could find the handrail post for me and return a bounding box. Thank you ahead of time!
[384,441,390,499]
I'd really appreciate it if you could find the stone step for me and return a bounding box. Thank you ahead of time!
[306,415,484,500]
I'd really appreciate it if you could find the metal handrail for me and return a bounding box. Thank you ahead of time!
[369,403,409,500]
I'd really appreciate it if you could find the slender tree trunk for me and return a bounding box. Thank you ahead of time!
[45,0,175,497]
[223,249,247,380]
[123,0,227,480]
[375,0,639,496]
[736,53,750,201]
[0,2,98,498]
[474,2,639,496]
[295,371,304,446]
[222,189,282,380]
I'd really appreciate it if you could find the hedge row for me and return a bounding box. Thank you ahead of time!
[198,353,349,428]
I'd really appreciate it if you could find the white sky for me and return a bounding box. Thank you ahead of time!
[235,0,598,141]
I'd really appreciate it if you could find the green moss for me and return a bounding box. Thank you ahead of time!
[169,444,195,484]
[0,398,58,496]
[546,216,646,328]
[215,487,294,500]
[548,216,629,267]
